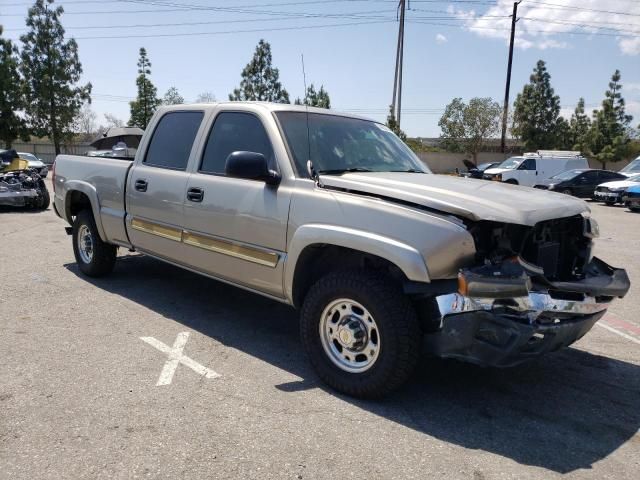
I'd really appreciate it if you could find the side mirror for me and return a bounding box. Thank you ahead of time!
[225,151,281,186]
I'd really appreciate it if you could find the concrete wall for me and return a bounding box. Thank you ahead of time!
[417,152,513,174]
[418,151,638,174]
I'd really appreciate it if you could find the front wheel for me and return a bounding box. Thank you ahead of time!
[300,270,421,399]
[561,188,573,196]
[72,210,117,277]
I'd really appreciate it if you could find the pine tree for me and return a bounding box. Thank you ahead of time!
[19,0,91,155]
[162,86,184,105]
[512,60,562,150]
[0,26,29,148]
[294,84,331,109]
[568,98,591,153]
[229,39,289,103]
[129,48,160,128]
[588,70,633,168]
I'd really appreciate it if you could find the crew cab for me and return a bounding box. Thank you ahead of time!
[52,103,630,398]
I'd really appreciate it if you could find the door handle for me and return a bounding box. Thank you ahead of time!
[187,187,204,202]
[135,179,148,192]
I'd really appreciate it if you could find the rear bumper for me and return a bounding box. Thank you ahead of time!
[425,258,629,367]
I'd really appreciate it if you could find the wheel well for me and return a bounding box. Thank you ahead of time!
[291,244,408,309]
[66,190,92,218]
[505,179,518,185]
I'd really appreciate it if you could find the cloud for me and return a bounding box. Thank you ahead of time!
[451,0,640,55]
[435,33,448,44]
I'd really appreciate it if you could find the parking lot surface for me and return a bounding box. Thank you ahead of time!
[1,187,639,479]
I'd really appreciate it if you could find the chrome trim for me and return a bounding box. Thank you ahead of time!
[435,291,610,323]
[182,230,279,268]
[131,218,183,242]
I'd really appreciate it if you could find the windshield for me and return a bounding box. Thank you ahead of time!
[551,169,584,180]
[275,112,428,176]
[628,173,640,181]
[497,157,523,170]
[620,158,640,173]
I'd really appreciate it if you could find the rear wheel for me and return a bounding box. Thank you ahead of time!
[300,270,421,399]
[561,188,573,196]
[72,210,117,277]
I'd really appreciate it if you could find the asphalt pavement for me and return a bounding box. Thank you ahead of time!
[1,185,639,479]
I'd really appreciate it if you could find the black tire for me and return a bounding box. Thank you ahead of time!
[37,186,50,210]
[300,270,421,399]
[505,179,518,185]
[72,209,117,277]
[604,200,616,206]
[561,188,573,196]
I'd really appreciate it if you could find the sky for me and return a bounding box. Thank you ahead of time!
[1,0,639,137]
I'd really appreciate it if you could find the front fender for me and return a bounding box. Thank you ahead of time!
[63,180,107,242]
[284,224,430,303]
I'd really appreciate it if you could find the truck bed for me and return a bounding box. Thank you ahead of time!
[54,154,133,246]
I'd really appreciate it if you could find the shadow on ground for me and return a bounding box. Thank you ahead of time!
[67,254,640,474]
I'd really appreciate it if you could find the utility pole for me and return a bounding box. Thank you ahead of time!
[391,0,406,128]
[500,1,520,154]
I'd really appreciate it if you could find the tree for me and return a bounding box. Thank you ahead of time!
[229,39,289,103]
[0,26,30,148]
[568,98,591,153]
[129,47,160,129]
[512,60,562,150]
[162,86,184,105]
[104,113,124,128]
[19,0,91,155]
[195,91,216,103]
[294,84,331,109]
[438,97,502,164]
[73,103,97,142]
[588,70,634,169]
[386,105,406,141]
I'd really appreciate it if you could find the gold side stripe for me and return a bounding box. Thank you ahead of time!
[183,231,279,268]
[131,218,183,242]
[131,217,279,268]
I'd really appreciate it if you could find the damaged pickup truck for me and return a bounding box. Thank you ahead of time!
[52,103,630,398]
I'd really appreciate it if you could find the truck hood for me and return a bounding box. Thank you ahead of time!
[321,172,589,226]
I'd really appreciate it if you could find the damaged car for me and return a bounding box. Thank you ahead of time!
[53,103,630,398]
[0,149,50,210]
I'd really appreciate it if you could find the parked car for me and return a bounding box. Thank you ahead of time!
[594,173,640,204]
[461,161,500,179]
[52,103,630,398]
[17,152,48,177]
[618,156,640,177]
[483,151,589,187]
[0,149,50,209]
[533,169,626,198]
[0,150,49,177]
[622,184,640,212]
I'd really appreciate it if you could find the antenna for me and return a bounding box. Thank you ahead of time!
[301,54,321,186]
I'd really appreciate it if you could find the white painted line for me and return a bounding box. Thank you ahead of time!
[596,323,640,346]
[140,332,221,386]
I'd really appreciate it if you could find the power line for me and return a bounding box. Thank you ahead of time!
[525,1,640,17]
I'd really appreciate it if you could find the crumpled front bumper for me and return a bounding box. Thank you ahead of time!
[425,258,630,367]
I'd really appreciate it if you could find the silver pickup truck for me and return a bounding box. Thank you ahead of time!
[53,102,630,398]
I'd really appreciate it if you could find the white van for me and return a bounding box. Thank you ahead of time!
[483,151,589,187]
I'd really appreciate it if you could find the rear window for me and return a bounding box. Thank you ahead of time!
[144,111,203,170]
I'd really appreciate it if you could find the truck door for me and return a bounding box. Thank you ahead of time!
[181,110,291,299]
[126,110,204,261]
[516,157,537,186]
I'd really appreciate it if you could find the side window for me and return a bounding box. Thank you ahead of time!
[582,171,598,182]
[519,158,536,170]
[200,112,274,174]
[144,111,203,170]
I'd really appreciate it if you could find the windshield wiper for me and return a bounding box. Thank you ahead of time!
[388,168,424,173]
[317,167,373,175]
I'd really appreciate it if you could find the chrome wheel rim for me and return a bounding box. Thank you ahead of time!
[319,298,381,373]
[77,225,94,264]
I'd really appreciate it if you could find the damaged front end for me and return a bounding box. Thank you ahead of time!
[0,168,49,209]
[424,214,630,367]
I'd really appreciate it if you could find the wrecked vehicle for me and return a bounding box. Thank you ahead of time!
[0,149,50,210]
[52,103,630,398]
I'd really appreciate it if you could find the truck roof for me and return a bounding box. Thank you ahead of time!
[155,101,376,123]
